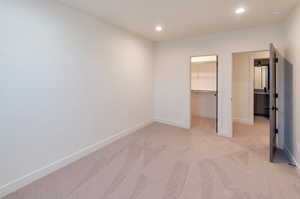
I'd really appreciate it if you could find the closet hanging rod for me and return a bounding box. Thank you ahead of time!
[191,90,217,94]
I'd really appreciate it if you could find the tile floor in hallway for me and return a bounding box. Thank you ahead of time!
[3,117,300,199]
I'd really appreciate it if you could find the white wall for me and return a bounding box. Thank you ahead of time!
[0,0,153,196]
[284,3,300,166]
[154,24,285,136]
[232,51,269,125]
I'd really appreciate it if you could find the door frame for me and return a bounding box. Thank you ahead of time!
[189,54,219,133]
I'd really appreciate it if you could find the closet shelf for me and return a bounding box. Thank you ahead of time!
[191,90,217,94]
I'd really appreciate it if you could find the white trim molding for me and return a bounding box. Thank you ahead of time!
[285,147,300,173]
[0,120,153,198]
[153,118,190,129]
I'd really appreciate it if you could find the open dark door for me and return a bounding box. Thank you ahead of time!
[269,44,278,162]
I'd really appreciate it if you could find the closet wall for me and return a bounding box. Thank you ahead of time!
[191,62,217,91]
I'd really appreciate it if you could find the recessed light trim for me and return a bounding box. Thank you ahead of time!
[235,7,246,14]
[155,26,163,32]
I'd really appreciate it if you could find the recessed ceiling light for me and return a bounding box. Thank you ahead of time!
[155,26,163,32]
[235,7,246,14]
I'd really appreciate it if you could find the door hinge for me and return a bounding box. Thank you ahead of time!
[274,129,279,134]
[272,106,279,111]
[274,93,278,98]
[275,57,279,63]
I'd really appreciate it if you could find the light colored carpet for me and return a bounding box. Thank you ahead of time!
[3,117,300,199]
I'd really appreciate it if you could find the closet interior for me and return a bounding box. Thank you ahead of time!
[190,55,218,132]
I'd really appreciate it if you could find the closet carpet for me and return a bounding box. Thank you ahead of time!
[3,117,300,199]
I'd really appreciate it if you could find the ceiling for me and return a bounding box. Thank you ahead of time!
[58,0,299,41]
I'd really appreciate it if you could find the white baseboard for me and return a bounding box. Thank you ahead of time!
[219,130,232,138]
[153,118,189,129]
[285,147,300,171]
[233,117,253,125]
[0,120,153,198]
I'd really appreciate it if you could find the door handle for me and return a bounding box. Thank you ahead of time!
[265,107,278,111]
